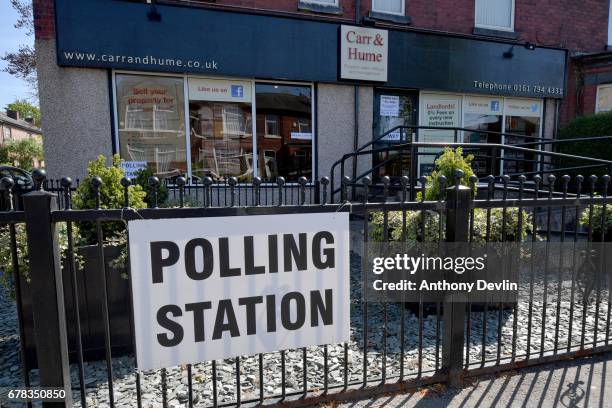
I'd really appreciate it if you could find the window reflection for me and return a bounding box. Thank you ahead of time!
[189,101,253,181]
[116,74,187,178]
[504,115,540,175]
[464,113,502,176]
[256,83,312,182]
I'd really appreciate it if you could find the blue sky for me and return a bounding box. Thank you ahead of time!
[0,2,34,110]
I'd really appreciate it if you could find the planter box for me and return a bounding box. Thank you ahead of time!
[21,245,133,369]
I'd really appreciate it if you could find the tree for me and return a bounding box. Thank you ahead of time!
[9,139,43,171]
[5,100,41,127]
[0,139,43,171]
[2,1,37,99]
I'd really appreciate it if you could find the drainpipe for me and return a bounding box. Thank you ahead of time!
[352,0,362,199]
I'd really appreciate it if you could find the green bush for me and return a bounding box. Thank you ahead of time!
[370,208,533,242]
[370,148,533,242]
[580,204,612,237]
[73,154,146,244]
[133,166,169,207]
[558,112,612,178]
[422,147,477,200]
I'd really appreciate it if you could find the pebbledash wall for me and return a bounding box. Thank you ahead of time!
[33,0,583,182]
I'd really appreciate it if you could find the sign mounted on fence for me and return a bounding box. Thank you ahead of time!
[128,213,350,371]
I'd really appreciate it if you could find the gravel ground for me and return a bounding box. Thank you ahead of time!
[1,249,611,407]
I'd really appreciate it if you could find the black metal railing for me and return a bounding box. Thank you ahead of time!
[331,140,612,201]
[330,126,612,201]
[40,177,318,211]
[0,169,611,407]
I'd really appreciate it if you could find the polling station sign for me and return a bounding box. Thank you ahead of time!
[128,213,350,371]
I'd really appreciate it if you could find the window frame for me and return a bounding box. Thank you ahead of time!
[596,83,612,113]
[372,0,405,16]
[264,114,282,138]
[2,126,10,142]
[112,71,316,184]
[300,0,339,7]
[474,0,515,32]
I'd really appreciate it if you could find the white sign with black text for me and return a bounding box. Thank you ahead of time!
[380,95,400,117]
[340,25,388,82]
[120,161,147,179]
[128,213,350,371]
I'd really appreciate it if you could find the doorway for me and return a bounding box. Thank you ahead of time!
[372,89,418,180]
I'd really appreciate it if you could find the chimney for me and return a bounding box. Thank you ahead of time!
[6,109,19,121]
[24,117,34,125]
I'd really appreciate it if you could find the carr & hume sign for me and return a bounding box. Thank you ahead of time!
[340,25,388,82]
[128,213,350,371]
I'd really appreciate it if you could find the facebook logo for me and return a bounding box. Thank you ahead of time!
[231,85,244,98]
[490,101,500,112]
[531,104,538,113]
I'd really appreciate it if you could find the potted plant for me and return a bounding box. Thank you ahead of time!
[4,155,147,367]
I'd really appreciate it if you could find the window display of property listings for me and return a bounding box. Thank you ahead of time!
[128,213,350,371]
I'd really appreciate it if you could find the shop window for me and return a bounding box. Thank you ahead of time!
[418,94,461,175]
[256,83,313,182]
[503,99,541,175]
[188,78,253,181]
[475,0,514,31]
[596,84,612,113]
[463,97,503,176]
[372,0,404,15]
[115,74,187,179]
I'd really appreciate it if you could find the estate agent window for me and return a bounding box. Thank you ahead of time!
[463,96,503,175]
[503,99,541,175]
[115,74,187,177]
[188,78,253,181]
[475,0,515,31]
[114,74,314,182]
[418,93,542,178]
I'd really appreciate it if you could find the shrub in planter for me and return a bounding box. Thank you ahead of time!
[370,148,534,243]
[422,147,477,201]
[0,155,148,364]
[370,207,533,243]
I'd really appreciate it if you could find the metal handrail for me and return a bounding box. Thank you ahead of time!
[330,124,552,199]
[331,141,612,200]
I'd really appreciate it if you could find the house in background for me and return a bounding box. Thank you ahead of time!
[0,109,42,143]
[0,109,44,168]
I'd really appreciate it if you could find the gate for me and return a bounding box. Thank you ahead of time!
[1,169,612,407]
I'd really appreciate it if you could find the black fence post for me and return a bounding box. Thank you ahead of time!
[442,173,471,388]
[23,184,73,407]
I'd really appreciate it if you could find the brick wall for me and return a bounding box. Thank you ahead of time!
[33,0,609,53]
[33,0,55,40]
[190,0,609,53]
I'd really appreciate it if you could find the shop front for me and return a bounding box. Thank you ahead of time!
[114,74,313,182]
[41,0,568,184]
